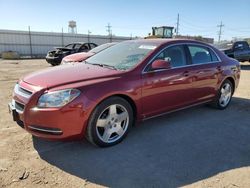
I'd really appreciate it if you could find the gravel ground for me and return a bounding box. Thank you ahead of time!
[0,59,250,188]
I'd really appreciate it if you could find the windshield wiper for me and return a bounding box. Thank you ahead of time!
[85,61,117,70]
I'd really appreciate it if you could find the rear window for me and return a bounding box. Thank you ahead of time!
[188,45,218,64]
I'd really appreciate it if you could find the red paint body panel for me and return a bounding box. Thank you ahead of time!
[23,63,122,88]
[10,39,240,140]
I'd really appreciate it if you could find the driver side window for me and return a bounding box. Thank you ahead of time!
[155,45,186,68]
[79,44,89,52]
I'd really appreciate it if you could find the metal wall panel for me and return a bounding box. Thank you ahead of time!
[0,29,132,57]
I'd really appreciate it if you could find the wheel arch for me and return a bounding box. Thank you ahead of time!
[108,94,138,123]
[87,93,138,127]
[222,76,236,94]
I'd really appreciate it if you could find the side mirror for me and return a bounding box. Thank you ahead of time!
[151,59,171,70]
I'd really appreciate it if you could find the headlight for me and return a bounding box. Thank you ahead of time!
[37,89,81,108]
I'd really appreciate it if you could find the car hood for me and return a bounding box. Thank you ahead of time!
[23,63,121,88]
[63,52,94,62]
[55,47,73,51]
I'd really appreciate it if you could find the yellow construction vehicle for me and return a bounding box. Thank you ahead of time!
[146,26,174,39]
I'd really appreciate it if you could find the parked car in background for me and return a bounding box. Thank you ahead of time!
[46,42,97,66]
[9,39,240,147]
[61,42,117,64]
[216,41,250,62]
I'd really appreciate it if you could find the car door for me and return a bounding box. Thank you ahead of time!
[186,45,221,102]
[141,44,195,118]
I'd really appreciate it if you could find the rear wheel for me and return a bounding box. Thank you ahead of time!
[86,97,133,147]
[213,80,233,109]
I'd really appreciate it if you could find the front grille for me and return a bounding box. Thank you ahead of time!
[14,84,33,99]
[19,86,32,95]
[14,100,25,113]
[15,101,25,111]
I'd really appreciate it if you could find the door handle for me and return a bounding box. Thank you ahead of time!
[217,66,222,71]
[183,71,189,77]
[197,71,205,75]
[231,66,237,72]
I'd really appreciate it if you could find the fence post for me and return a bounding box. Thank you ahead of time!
[88,30,91,43]
[28,26,33,58]
[110,32,113,42]
[61,27,64,47]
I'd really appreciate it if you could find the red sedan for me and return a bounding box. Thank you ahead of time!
[9,39,240,147]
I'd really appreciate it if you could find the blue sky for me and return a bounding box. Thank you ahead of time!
[0,0,250,41]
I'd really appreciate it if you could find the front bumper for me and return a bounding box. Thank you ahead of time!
[45,56,62,65]
[9,81,94,140]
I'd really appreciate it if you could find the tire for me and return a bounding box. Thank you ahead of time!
[86,97,134,147]
[51,63,57,66]
[212,79,233,110]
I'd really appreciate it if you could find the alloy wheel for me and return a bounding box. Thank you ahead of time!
[219,82,232,107]
[95,104,129,144]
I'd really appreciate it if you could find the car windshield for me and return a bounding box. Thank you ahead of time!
[86,41,158,70]
[64,44,74,49]
[89,43,116,54]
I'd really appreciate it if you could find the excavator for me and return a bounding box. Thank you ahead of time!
[145,26,174,39]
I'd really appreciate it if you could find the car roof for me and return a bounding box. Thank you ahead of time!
[67,42,96,45]
[124,38,211,47]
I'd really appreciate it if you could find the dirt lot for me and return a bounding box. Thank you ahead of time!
[0,59,250,188]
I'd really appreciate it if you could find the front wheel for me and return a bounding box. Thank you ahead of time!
[213,80,233,110]
[86,97,134,147]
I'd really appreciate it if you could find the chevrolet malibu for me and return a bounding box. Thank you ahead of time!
[9,39,240,147]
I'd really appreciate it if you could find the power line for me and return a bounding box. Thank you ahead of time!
[217,21,225,42]
[181,17,215,29]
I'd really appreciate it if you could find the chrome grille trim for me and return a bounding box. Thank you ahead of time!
[28,126,63,135]
[12,99,24,114]
[14,84,33,99]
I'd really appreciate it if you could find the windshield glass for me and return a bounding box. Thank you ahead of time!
[64,44,74,49]
[86,41,158,70]
[89,43,116,53]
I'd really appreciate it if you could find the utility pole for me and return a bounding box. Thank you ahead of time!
[28,26,33,58]
[106,23,112,42]
[217,21,224,43]
[106,23,112,35]
[61,27,64,46]
[176,13,180,36]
